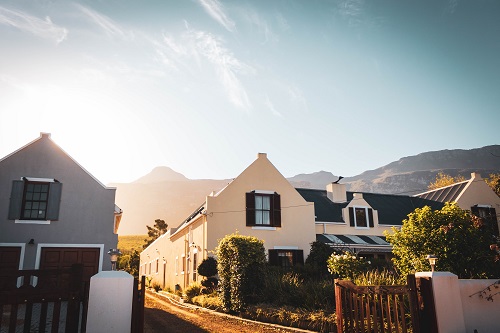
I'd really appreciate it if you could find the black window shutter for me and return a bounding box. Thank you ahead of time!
[488,208,497,222]
[46,182,62,220]
[272,192,281,227]
[471,205,479,216]
[349,207,355,227]
[8,180,24,220]
[268,250,278,266]
[246,192,255,226]
[368,208,374,227]
[293,250,304,266]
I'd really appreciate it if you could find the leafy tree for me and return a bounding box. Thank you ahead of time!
[118,249,140,278]
[197,257,218,278]
[143,219,168,248]
[305,241,336,278]
[485,173,500,197]
[427,172,466,190]
[327,252,371,279]
[385,203,500,279]
[216,233,266,313]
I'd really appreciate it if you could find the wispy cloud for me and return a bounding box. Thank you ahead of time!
[198,0,236,32]
[75,4,128,40]
[276,13,290,32]
[189,29,252,109]
[287,85,308,112]
[264,96,282,117]
[0,6,67,43]
[242,9,278,44]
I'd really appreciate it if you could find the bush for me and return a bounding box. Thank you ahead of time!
[305,241,336,278]
[184,282,202,303]
[201,277,218,293]
[191,294,223,310]
[153,283,161,292]
[353,269,400,286]
[327,252,371,279]
[216,233,266,312]
[198,257,218,278]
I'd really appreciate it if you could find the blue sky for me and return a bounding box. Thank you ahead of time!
[1,0,499,184]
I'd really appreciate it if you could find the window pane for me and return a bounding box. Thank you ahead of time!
[39,202,46,210]
[262,211,270,225]
[27,184,34,192]
[34,184,41,192]
[33,193,40,200]
[40,193,47,201]
[26,192,33,200]
[262,196,270,210]
[355,208,367,227]
[255,211,263,224]
[24,202,32,209]
[255,195,263,209]
[31,210,38,218]
[40,185,49,193]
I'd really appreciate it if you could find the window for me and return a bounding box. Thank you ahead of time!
[192,253,198,281]
[471,205,499,235]
[8,178,62,221]
[268,249,303,268]
[246,191,281,227]
[349,207,374,228]
[156,259,159,274]
[175,256,179,276]
[181,254,186,274]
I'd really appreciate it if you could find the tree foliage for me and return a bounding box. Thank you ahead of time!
[427,172,466,190]
[197,257,218,278]
[216,233,266,313]
[118,249,140,278]
[143,219,168,249]
[485,173,500,197]
[305,241,336,278]
[327,252,371,279]
[385,203,500,279]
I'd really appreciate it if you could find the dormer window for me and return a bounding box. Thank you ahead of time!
[246,191,281,227]
[349,207,374,228]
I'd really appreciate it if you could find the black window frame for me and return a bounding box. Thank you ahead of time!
[268,249,304,268]
[349,207,374,228]
[21,180,50,220]
[8,178,62,221]
[246,191,281,227]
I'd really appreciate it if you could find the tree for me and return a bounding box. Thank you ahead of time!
[216,233,266,312]
[143,219,168,249]
[385,203,500,279]
[485,173,500,197]
[198,257,218,278]
[305,241,336,278]
[118,249,140,278]
[427,172,466,190]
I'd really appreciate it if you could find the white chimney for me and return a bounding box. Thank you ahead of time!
[326,183,347,203]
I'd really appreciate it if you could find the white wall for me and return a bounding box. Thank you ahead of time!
[459,279,500,333]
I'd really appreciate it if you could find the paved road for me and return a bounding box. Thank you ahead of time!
[143,292,314,333]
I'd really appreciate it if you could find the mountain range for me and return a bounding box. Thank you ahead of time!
[112,145,500,235]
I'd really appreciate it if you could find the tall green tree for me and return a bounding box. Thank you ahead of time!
[385,203,500,279]
[427,172,466,190]
[143,219,168,248]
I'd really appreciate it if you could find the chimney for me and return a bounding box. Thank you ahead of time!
[326,182,347,203]
[257,152,267,159]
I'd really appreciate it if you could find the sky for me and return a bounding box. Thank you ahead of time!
[1,0,499,185]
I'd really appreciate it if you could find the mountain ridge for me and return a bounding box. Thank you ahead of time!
[114,144,500,235]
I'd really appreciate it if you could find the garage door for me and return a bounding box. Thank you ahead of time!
[39,247,100,282]
[0,246,22,270]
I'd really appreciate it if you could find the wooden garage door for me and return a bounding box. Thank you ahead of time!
[0,246,22,271]
[40,247,100,282]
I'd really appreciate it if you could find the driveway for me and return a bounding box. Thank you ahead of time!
[144,292,314,333]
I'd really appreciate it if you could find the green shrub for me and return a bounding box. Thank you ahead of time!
[216,233,266,312]
[197,257,218,278]
[184,282,202,302]
[327,251,371,279]
[354,269,400,286]
[153,283,161,292]
[191,294,223,310]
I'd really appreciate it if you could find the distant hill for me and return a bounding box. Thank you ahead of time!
[114,145,500,235]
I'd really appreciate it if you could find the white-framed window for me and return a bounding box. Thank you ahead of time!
[155,258,159,274]
[175,256,179,276]
[181,254,186,275]
[348,207,374,228]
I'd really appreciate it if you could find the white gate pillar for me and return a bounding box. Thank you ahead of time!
[86,271,134,333]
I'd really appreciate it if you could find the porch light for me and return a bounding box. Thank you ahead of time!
[425,254,438,272]
[108,248,122,271]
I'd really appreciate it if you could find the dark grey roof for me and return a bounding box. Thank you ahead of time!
[414,181,468,202]
[296,188,444,226]
[316,234,392,253]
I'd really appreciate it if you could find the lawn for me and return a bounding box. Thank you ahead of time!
[118,234,146,254]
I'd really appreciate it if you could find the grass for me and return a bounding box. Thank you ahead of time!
[118,234,146,253]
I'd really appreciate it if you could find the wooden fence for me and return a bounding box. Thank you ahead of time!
[0,264,86,333]
[335,275,421,333]
[131,275,146,333]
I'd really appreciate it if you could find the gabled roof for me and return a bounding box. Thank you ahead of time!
[414,180,469,202]
[296,188,444,226]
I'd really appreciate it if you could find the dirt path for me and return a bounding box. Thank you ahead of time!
[144,292,315,333]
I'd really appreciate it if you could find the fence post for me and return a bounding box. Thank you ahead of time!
[406,274,421,333]
[334,279,343,333]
